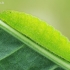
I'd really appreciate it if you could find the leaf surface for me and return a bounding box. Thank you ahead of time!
[0,28,64,70]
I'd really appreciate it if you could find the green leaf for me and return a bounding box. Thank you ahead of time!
[0,28,23,60]
[0,10,69,70]
[0,28,63,70]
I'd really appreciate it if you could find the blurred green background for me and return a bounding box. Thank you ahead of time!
[0,0,70,39]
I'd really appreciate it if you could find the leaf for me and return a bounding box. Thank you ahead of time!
[0,28,64,70]
[0,10,69,69]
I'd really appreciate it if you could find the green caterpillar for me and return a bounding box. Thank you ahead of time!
[0,10,70,62]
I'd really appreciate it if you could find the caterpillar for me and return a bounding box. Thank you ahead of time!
[0,10,70,62]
